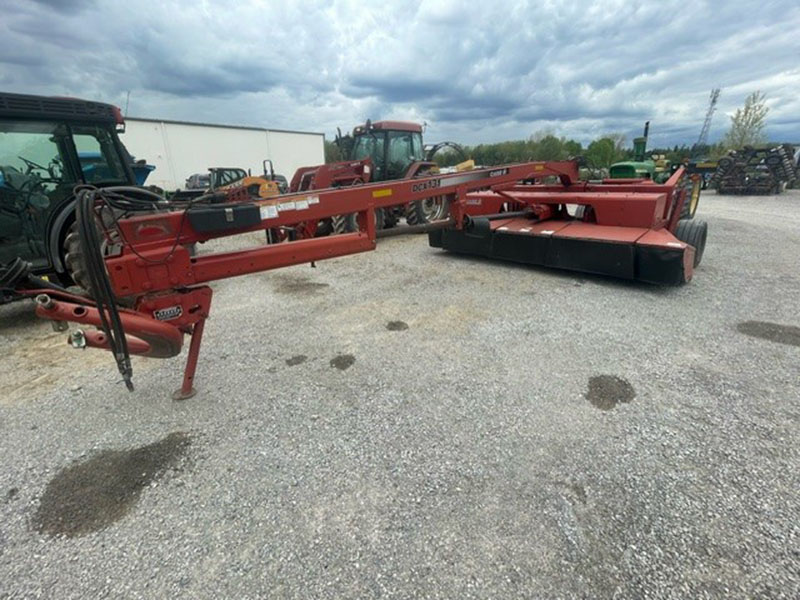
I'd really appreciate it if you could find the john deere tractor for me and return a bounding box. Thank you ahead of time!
[609,122,701,219]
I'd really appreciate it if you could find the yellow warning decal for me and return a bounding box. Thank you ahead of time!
[372,189,393,198]
[534,165,544,171]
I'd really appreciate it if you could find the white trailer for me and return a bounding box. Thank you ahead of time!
[121,117,325,191]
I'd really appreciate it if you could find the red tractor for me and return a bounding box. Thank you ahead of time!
[287,120,465,235]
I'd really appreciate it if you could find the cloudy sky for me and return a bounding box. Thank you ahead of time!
[3,0,799,147]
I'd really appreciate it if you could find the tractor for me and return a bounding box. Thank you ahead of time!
[172,160,284,202]
[608,122,702,219]
[0,91,144,301]
[289,120,467,234]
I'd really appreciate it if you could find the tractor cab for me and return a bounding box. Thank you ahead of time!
[346,121,427,182]
[0,92,137,282]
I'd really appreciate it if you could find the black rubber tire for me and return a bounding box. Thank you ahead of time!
[63,222,92,293]
[674,219,708,268]
[332,208,385,234]
[382,208,400,229]
[405,200,430,226]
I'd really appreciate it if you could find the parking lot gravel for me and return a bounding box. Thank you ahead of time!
[1,191,798,598]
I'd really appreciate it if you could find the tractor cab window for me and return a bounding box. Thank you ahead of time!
[0,121,73,192]
[0,120,75,267]
[386,131,424,179]
[388,131,424,179]
[352,132,386,180]
[410,132,424,161]
[72,125,128,184]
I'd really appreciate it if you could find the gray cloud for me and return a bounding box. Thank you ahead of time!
[2,0,799,146]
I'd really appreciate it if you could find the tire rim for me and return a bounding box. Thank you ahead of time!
[689,181,700,215]
[420,196,446,221]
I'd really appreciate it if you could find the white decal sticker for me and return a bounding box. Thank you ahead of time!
[307,195,320,205]
[154,306,182,321]
[295,199,310,210]
[260,205,278,219]
[278,201,296,211]
[465,198,482,205]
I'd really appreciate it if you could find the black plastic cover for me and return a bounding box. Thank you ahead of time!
[432,227,688,285]
[188,203,261,233]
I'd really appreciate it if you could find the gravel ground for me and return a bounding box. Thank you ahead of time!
[1,190,798,599]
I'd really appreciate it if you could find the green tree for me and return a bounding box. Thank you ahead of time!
[723,91,769,150]
[564,139,582,157]
[585,138,622,168]
[534,135,565,160]
[324,139,343,164]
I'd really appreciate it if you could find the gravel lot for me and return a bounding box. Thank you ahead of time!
[1,190,798,599]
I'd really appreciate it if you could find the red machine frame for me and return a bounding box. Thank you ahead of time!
[33,160,698,398]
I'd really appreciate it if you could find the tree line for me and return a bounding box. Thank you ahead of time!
[323,92,774,168]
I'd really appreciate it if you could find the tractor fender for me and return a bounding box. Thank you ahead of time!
[404,161,439,179]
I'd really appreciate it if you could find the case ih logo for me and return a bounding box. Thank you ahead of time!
[488,168,509,177]
[153,306,183,321]
[412,179,441,193]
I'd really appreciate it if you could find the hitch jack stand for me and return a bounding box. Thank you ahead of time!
[172,318,206,401]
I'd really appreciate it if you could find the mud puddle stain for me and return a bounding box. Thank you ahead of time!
[330,354,356,370]
[737,321,800,347]
[586,375,636,411]
[286,354,308,366]
[273,274,329,295]
[33,432,191,538]
[386,321,409,331]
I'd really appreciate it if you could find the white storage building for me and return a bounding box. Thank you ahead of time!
[121,117,325,191]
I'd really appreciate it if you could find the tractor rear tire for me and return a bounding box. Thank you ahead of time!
[674,219,708,268]
[332,208,385,234]
[63,223,94,294]
[407,197,449,225]
[406,200,430,226]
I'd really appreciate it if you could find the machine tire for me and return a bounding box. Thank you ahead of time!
[63,222,93,293]
[405,200,430,226]
[332,208,385,234]
[679,178,701,220]
[674,219,708,268]
[421,196,449,222]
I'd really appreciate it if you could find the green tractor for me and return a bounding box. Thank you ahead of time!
[609,122,701,219]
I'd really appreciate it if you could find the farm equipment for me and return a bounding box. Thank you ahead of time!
[608,122,702,219]
[290,120,466,232]
[26,156,707,398]
[0,91,142,299]
[172,161,283,202]
[710,145,798,194]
